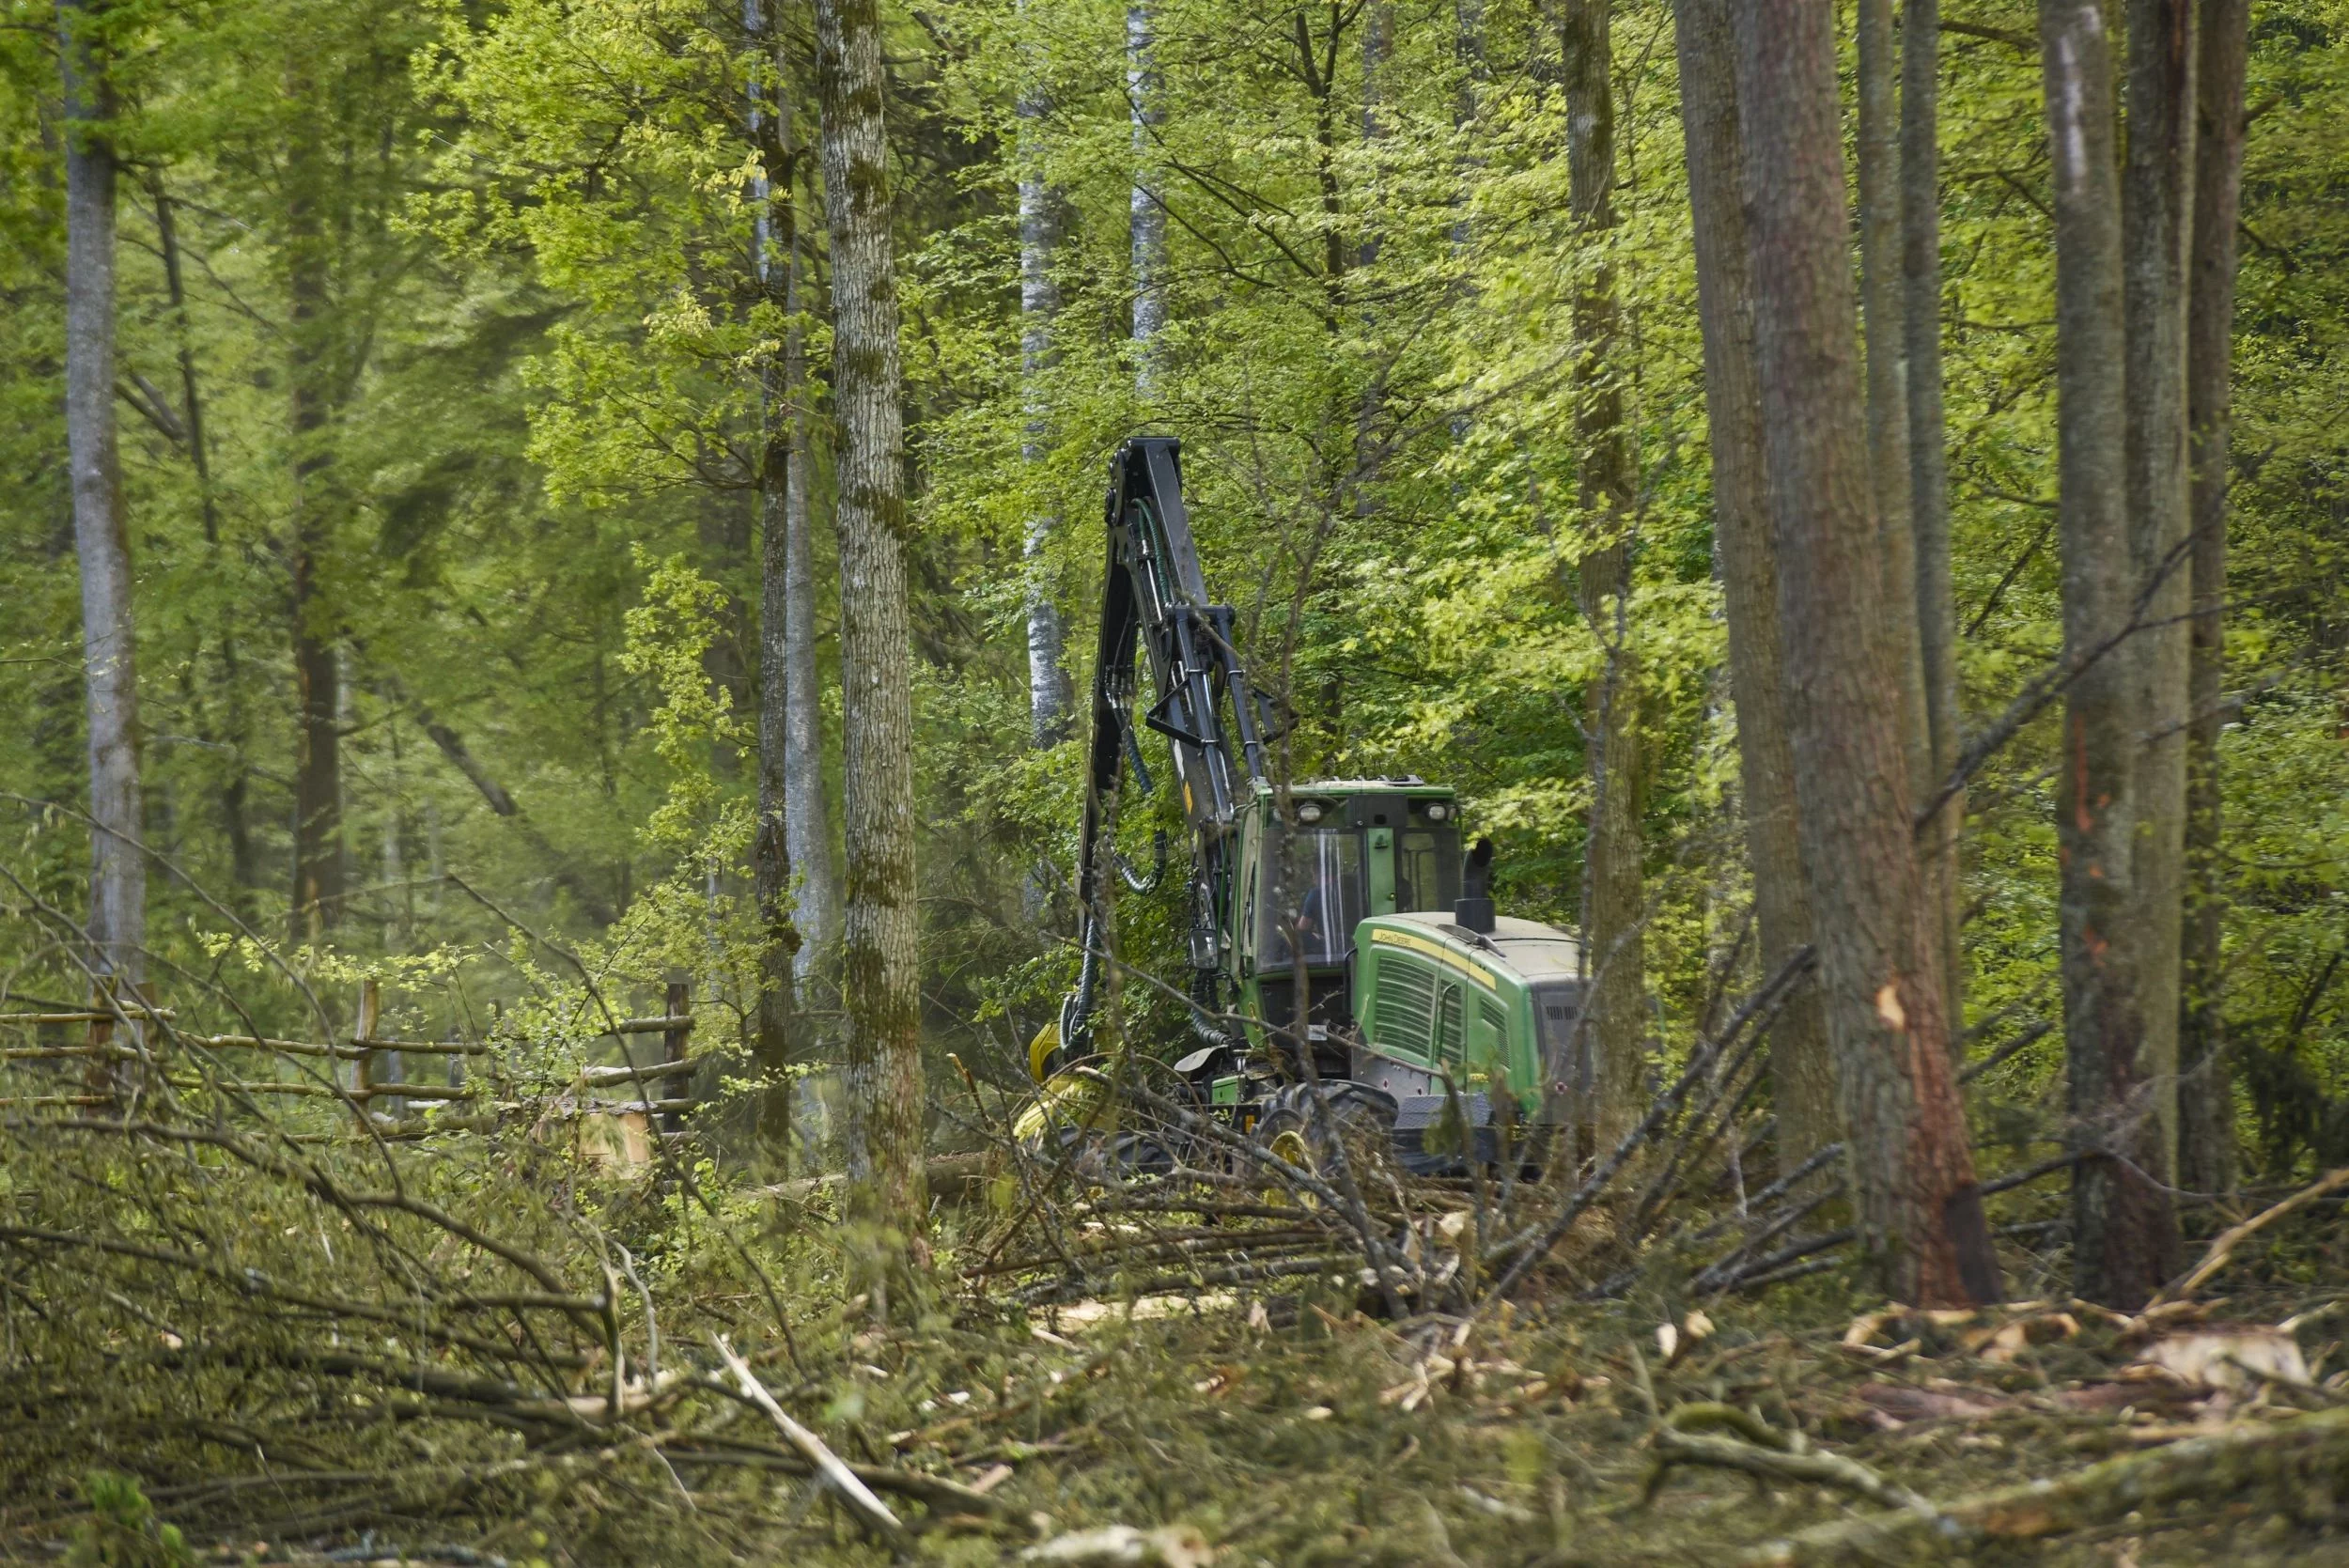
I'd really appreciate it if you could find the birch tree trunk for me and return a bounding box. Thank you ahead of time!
[752,0,805,1168]
[1128,3,1167,384]
[1733,0,1998,1307]
[2038,0,2182,1307]
[60,0,144,986]
[2180,0,2248,1196]
[816,0,928,1310]
[2123,0,2199,1188]
[1671,0,1835,1167]
[1903,0,1967,1048]
[1019,68,1070,748]
[1559,0,1648,1145]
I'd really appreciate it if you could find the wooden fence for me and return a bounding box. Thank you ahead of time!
[0,978,712,1159]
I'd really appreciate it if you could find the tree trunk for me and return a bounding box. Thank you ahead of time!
[2180,0,2248,1196]
[1671,0,1835,1168]
[1732,0,1998,1307]
[816,0,928,1312]
[1558,0,1648,1145]
[1128,2,1166,383]
[1019,70,1070,748]
[60,0,144,986]
[2038,0,2182,1307]
[752,0,804,1170]
[288,88,342,942]
[785,239,838,985]
[1903,0,1967,1050]
[1858,0,1953,1048]
[2123,0,2198,1188]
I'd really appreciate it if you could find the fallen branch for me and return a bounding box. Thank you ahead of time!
[1645,1404,1943,1520]
[1741,1404,2349,1565]
[716,1336,904,1543]
[2155,1166,2349,1305]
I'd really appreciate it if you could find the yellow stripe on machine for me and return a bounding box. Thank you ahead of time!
[1369,926,1500,990]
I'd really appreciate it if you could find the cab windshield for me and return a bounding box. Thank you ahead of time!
[1263,829,1364,967]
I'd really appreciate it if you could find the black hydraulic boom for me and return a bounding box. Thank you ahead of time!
[1060,438,1272,1054]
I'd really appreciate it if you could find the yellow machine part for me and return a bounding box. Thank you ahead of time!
[1028,1018,1060,1084]
[1011,1068,1116,1146]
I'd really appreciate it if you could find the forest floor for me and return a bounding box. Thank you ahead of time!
[16,1227,2349,1568]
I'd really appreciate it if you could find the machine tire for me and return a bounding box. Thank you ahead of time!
[1250,1081,1398,1188]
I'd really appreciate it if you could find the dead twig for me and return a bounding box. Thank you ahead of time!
[715,1335,905,1543]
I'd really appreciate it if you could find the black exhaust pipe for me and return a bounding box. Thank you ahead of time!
[1455,838,1496,935]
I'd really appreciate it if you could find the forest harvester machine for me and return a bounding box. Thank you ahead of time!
[1020,437,1596,1173]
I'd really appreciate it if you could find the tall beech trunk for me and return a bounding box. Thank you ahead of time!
[1857,0,1951,1045]
[287,106,342,941]
[1671,0,1835,1166]
[2181,0,2248,1196]
[60,0,144,985]
[1128,3,1166,382]
[751,0,804,1167]
[1732,0,1998,1307]
[1559,0,1647,1142]
[816,0,927,1309]
[1019,74,1070,748]
[1903,0,1966,1042]
[2123,0,2198,1185]
[2038,0,2181,1307]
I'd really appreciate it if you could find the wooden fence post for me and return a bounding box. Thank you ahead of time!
[83,974,115,1106]
[354,979,380,1111]
[662,978,690,1134]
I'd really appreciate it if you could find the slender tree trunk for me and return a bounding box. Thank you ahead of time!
[151,179,257,908]
[1128,2,1166,384]
[1672,0,1835,1168]
[751,0,804,1169]
[2038,0,2182,1307]
[2123,0,2199,1187]
[287,93,342,941]
[1903,0,1967,1046]
[1732,0,1998,1307]
[1558,0,1647,1143]
[2180,0,2248,1196]
[1019,65,1070,748]
[783,238,838,983]
[1858,0,1951,1048]
[816,0,927,1310]
[60,0,144,986]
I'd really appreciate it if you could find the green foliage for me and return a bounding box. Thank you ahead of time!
[68,1473,194,1568]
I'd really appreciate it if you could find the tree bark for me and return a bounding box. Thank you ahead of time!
[1732,0,1998,1307]
[2180,0,2248,1196]
[1903,0,1968,1040]
[2124,0,2200,1191]
[1128,2,1167,384]
[287,76,342,941]
[752,0,805,1170]
[1858,0,1954,1053]
[1019,66,1070,748]
[1671,0,1835,1168]
[2038,0,2182,1307]
[60,0,144,986]
[1558,0,1647,1146]
[816,0,928,1311]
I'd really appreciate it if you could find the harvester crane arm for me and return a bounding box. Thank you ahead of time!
[1060,437,1271,1055]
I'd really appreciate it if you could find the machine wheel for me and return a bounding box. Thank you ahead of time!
[1250,1081,1398,1189]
